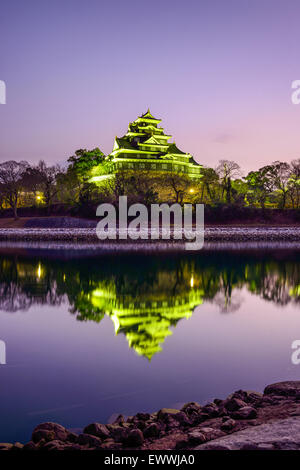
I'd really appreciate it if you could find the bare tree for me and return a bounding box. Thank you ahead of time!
[37,160,61,207]
[215,160,241,203]
[0,160,29,218]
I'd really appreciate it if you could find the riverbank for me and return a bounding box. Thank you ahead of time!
[2,381,300,451]
[0,217,300,250]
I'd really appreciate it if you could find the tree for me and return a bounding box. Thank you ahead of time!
[164,173,190,204]
[68,148,106,182]
[21,166,44,204]
[36,160,61,208]
[215,160,241,203]
[0,160,29,218]
[260,161,291,209]
[288,159,300,209]
[199,167,219,203]
[245,168,273,209]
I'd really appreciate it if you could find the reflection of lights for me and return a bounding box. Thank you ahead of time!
[111,314,120,333]
[63,274,66,282]
[190,276,194,288]
[37,263,42,279]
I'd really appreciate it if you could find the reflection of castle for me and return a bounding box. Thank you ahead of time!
[1,253,300,360]
[91,278,203,360]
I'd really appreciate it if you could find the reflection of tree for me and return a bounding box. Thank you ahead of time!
[0,252,300,357]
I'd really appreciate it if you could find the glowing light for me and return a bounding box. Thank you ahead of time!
[190,276,194,288]
[189,188,195,193]
[37,263,42,279]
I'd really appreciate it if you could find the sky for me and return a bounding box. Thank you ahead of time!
[0,0,300,174]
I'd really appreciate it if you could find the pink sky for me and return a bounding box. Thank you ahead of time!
[0,0,300,174]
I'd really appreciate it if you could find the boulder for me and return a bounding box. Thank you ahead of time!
[100,439,123,450]
[83,422,110,439]
[42,440,66,451]
[11,442,24,451]
[108,425,129,442]
[136,412,151,421]
[231,406,257,420]
[220,419,236,432]
[264,381,300,397]
[224,398,247,412]
[32,422,69,443]
[188,430,206,445]
[201,403,219,418]
[125,429,144,447]
[157,408,181,422]
[0,443,13,451]
[181,402,202,416]
[23,441,38,451]
[77,433,102,448]
[143,422,161,438]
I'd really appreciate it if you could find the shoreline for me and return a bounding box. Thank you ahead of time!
[0,227,300,242]
[2,381,300,451]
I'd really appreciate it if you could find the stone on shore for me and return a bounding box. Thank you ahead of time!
[264,381,300,397]
[83,422,110,439]
[196,416,300,450]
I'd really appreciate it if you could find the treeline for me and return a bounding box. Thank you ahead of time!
[0,148,299,219]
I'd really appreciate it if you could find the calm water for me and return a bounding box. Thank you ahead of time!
[0,247,300,442]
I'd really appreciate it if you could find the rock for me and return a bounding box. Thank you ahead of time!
[241,443,275,450]
[232,406,257,420]
[32,422,69,443]
[224,398,247,412]
[199,443,232,450]
[220,419,236,431]
[264,381,300,397]
[100,439,123,450]
[67,432,78,442]
[11,442,24,451]
[23,441,38,451]
[143,422,161,438]
[157,408,181,422]
[175,411,192,426]
[42,440,66,451]
[112,414,125,425]
[188,430,206,445]
[0,443,13,451]
[175,439,190,450]
[214,398,223,406]
[77,433,102,448]
[196,416,300,450]
[125,429,144,447]
[108,425,129,442]
[181,402,202,416]
[32,430,56,443]
[136,412,151,421]
[83,422,110,439]
[201,403,219,418]
[198,427,225,441]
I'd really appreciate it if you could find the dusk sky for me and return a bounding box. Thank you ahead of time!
[1,0,300,173]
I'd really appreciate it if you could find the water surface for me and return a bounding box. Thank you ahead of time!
[0,247,300,442]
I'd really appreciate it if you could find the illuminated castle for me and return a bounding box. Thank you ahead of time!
[107,109,202,178]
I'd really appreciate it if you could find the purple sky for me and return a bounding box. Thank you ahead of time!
[0,0,300,173]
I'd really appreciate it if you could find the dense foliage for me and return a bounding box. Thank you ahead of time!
[0,152,299,218]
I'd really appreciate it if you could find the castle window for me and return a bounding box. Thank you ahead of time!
[162,164,167,169]
[151,163,156,169]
